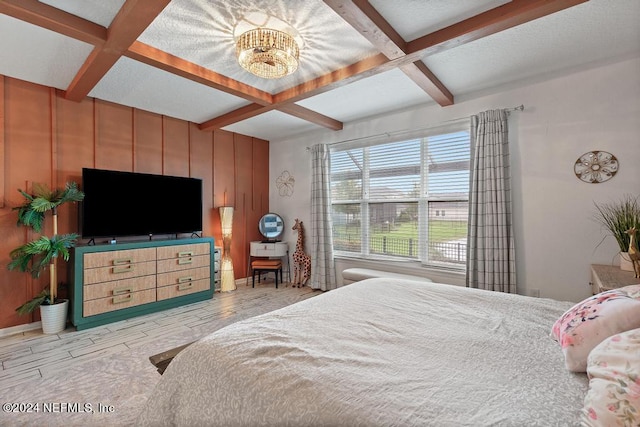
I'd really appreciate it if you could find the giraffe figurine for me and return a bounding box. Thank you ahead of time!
[626,228,640,278]
[292,218,311,287]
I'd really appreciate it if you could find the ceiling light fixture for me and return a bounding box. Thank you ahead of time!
[236,28,299,79]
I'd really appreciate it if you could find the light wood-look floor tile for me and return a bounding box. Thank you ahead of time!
[0,282,320,393]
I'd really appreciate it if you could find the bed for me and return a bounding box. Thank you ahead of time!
[137,278,588,426]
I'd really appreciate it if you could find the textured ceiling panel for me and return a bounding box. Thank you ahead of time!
[223,110,318,141]
[90,57,249,123]
[298,68,434,122]
[39,0,126,27]
[137,0,378,94]
[0,14,93,90]
[1,0,638,142]
[369,0,509,41]
[422,0,640,95]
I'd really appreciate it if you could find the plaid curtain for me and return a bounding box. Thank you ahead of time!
[466,109,517,293]
[310,144,337,290]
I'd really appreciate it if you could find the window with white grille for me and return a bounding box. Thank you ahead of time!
[330,124,470,268]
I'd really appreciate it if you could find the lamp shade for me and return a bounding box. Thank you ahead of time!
[219,206,234,237]
[219,206,235,292]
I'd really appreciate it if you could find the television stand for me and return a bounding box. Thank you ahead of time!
[70,237,215,330]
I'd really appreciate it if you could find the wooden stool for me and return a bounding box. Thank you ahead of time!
[251,259,283,288]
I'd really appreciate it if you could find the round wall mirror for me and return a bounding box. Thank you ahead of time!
[258,213,284,241]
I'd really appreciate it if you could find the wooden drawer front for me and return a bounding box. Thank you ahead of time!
[84,247,156,269]
[83,275,156,301]
[84,260,157,285]
[157,266,210,288]
[157,278,210,301]
[157,254,210,274]
[83,288,156,317]
[157,243,210,260]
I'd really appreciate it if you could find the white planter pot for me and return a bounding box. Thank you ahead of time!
[620,252,635,272]
[40,299,68,334]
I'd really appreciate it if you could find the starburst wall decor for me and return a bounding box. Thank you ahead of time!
[276,170,295,197]
[574,150,618,183]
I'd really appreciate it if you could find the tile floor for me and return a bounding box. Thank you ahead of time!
[0,281,319,390]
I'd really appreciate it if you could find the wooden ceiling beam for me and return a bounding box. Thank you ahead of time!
[278,104,344,131]
[128,43,343,132]
[323,0,405,59]
[126,42,274,105]
[0,0,106,46]
[400,62,453,106]
[65,0,172,102]
[276,0,587,107]
[323,0,453,106]
[199,102,343,132]
[199,104,273,132]
[406,0,590,58]
[273,53,390,105]
[1,0,588,132]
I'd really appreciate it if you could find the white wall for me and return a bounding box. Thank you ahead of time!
[269,56,640,302]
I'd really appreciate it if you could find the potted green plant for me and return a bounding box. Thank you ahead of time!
[594,194,640,271]
[7,182,84,333]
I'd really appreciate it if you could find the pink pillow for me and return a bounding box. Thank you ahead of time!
[581,328,640,426]
[551,285,640,372]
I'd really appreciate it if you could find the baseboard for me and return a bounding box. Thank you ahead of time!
[0,321,42,337]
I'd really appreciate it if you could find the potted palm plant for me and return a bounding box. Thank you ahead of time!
[8,182,84,333]
[594,194,640,271]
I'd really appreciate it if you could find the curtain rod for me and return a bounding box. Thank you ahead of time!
[306,104,524,150]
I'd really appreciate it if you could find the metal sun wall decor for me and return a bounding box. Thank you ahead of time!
[276,170,295,197]
[574,150,618,183]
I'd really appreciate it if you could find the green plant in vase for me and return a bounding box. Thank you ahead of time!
[7,182,84,330]
[594,194,640,269]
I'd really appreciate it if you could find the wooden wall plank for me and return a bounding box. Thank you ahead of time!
[55,93,95,294]
[189,123,213,237]
[0,75,4,208]
[233,133,252,278]
[1,78,52,326]
[250,137,269,244]
[134,109,162,175]
[0,74,269,330]
[55,93,94,229]
[213,130,235,208]
[163,116,189,177]
[95,100,133,172]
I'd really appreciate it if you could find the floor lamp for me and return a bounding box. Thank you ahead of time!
[219,206,236,292]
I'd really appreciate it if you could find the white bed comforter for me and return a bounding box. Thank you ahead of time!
[138,279,588,427]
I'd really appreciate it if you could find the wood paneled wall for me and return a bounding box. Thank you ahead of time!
[0,76,269,330]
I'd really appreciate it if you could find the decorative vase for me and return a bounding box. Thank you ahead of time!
[40,299,68,334]
[620,252,635,272]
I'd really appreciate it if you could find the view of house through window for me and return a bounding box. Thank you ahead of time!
[330,125,470,268]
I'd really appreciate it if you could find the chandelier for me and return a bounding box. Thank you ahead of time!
[236,28,299,79]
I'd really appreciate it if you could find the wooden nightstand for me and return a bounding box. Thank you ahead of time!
[590,264,640,294]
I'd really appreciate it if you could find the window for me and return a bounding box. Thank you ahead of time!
[330,125,470,268]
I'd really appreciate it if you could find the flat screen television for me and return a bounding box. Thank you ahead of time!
[81,168,203,239]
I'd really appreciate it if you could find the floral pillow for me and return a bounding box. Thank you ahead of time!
[581,328,640,426]
[551,285,640,372]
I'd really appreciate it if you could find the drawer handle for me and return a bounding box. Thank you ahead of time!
[112,294,132,304]
[178,276,193,284]
[113,286,133,295]
[113,258,133,265]
[113,264,134,274]
[178,282,194,291]
[178,257,193,265]
[178,251,193,257]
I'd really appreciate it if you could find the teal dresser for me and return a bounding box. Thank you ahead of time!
[70,237,214,330]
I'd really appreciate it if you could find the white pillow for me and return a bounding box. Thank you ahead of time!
[581,327,640,426]
[551,285,640,372]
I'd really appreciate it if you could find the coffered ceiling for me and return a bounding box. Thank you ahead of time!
[0,0,638,141]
